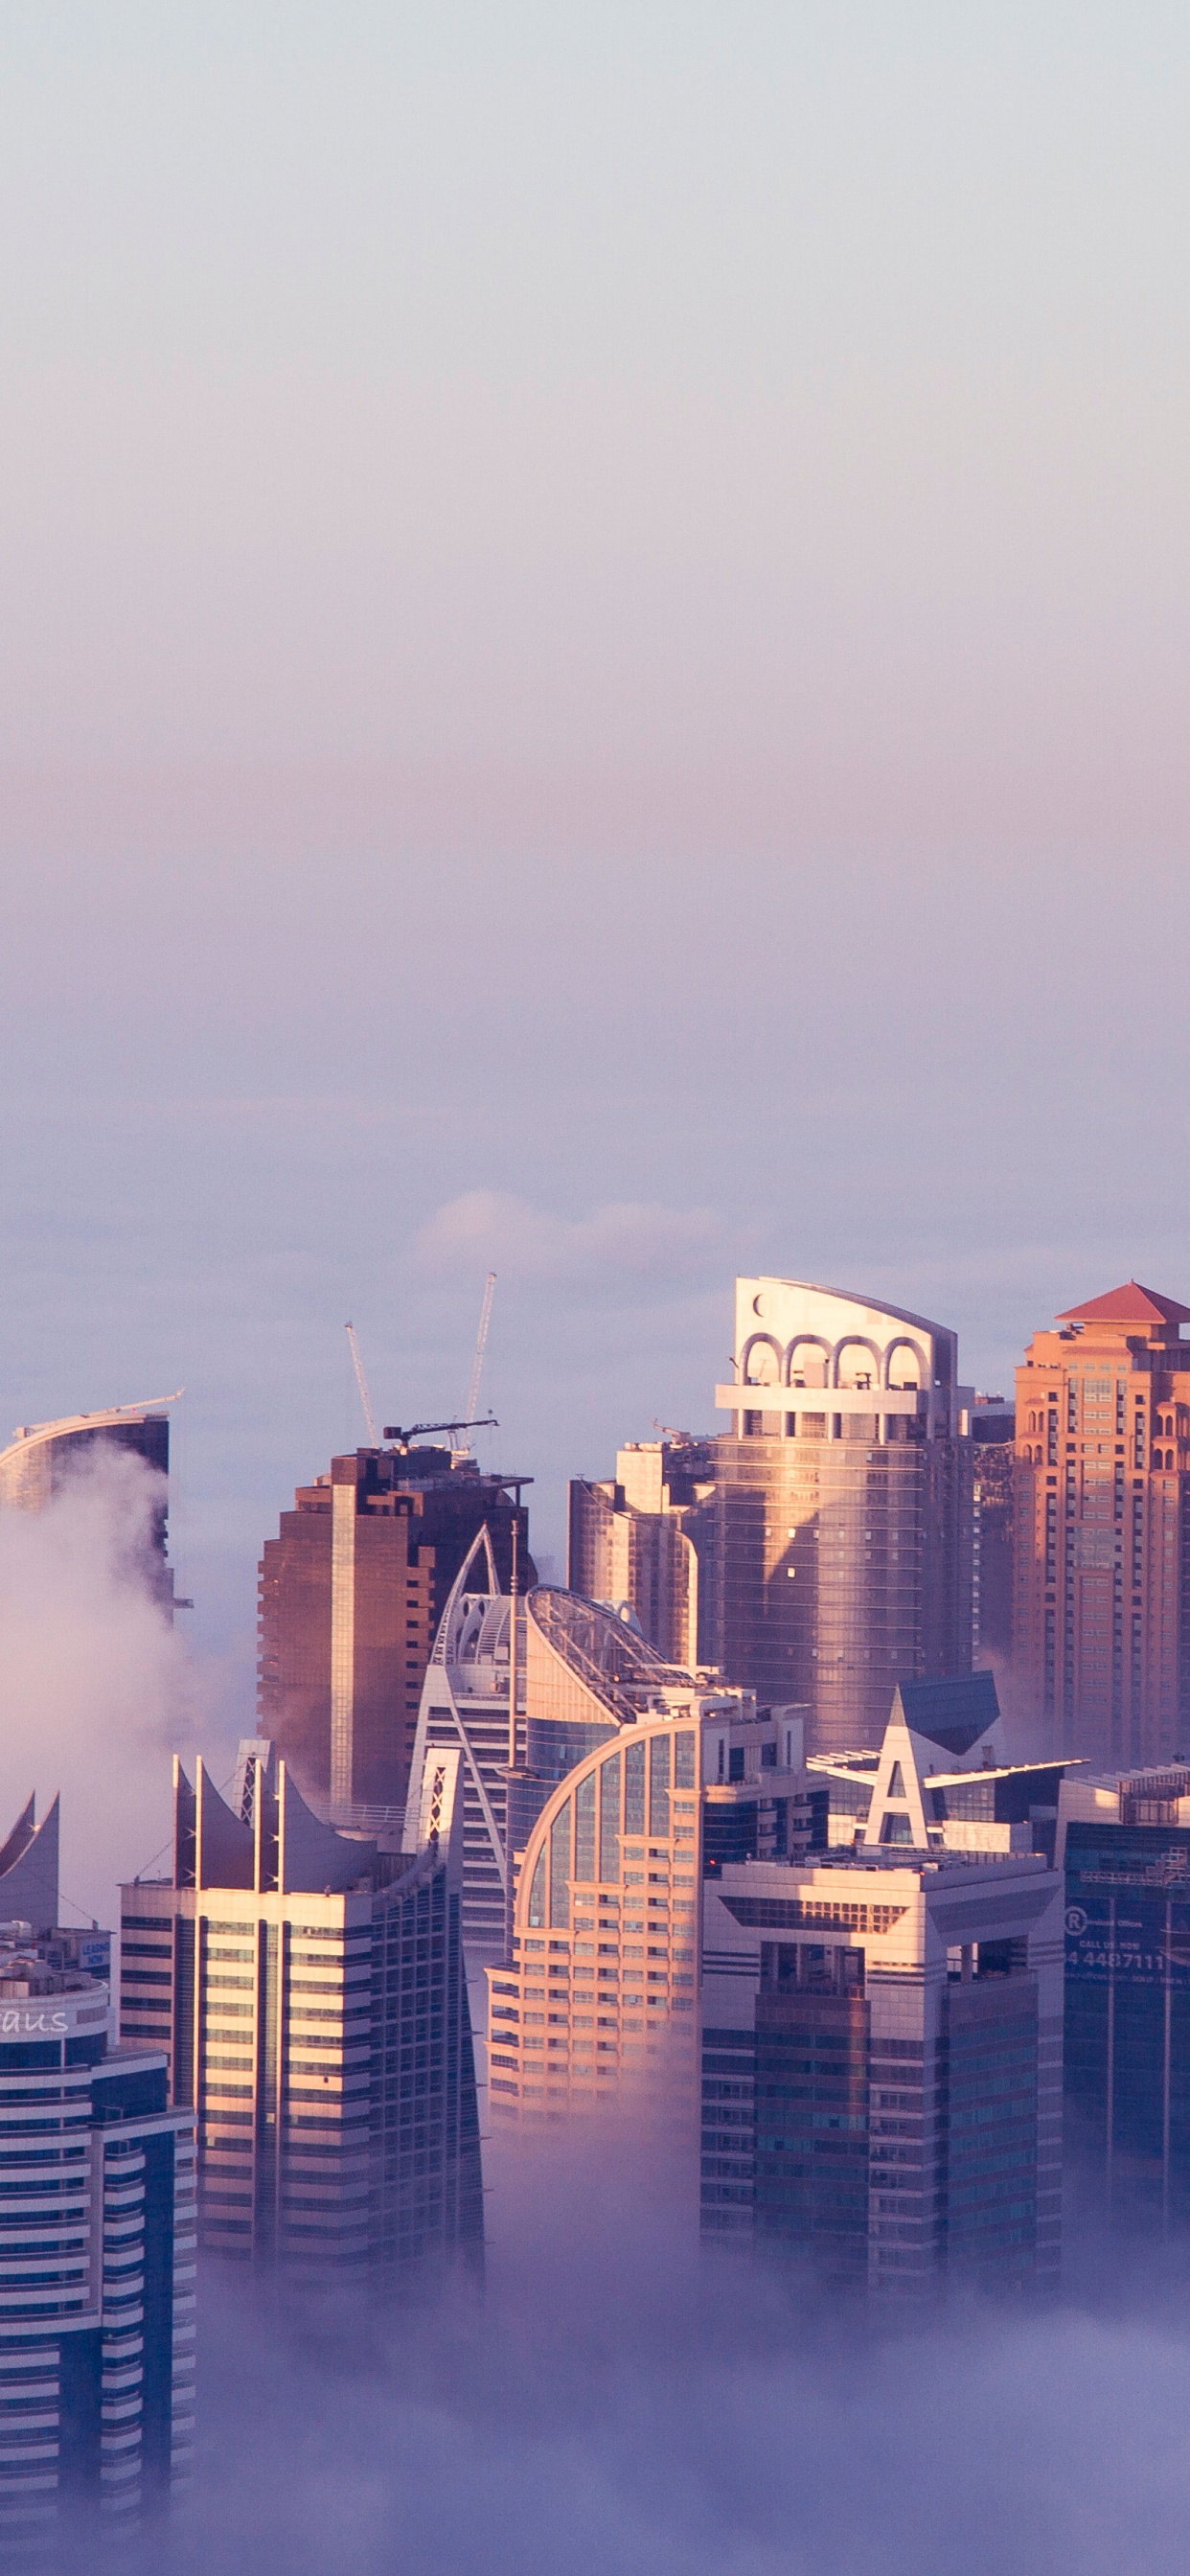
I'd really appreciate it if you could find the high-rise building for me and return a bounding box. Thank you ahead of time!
[401,1529,518,1971]
[404,1541,812,1978]
[1059,1760,1190,2229]
[0,1397,179,1613]
[574,1277,974,1758]
[119,1740,482,2282]
[701,1678,1064,2291]
[0,1795,195,2553]
[1012,1281,1190,1765]
[972,1396,1015,1664]
[483,1689,818,2124]
[257,1443,532,1824]
[568,1439,716,1667]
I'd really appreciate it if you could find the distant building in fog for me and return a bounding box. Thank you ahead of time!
[1013,1281,1190,1766]
[568,1438,715,1668]
[972,1396,1015,1662]
[257,1443,532,1825]
[120,1740,482,2282]
[573,1276,975,1758]
[0,1397,179,1612]
[0,1794,194,2550]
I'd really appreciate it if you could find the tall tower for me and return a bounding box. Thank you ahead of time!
[120,1743,482,2281]
[0,1795,195,2549]
[1013,1280,1190,1765]
[568,1438,713,1667]
[257,1446,532,1824]
[709,1277,974,1754]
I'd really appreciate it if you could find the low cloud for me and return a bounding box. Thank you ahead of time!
[88,2134,1190,2576]
[0,1450,206,1930]
[413,1191,720,1285]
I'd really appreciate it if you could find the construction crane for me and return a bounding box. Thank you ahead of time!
[381,1415,497,1456]
[345,1322,379,1448]
[456,1273,496,1458]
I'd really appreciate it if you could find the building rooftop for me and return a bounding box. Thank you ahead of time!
[893,1672,999,1757]
[1056,1280,1190,1328]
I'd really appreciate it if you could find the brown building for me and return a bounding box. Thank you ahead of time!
[258,1446,531,1824]
[1014,1281,1190,1766]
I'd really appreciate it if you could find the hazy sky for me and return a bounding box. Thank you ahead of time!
[4,3,1190,1682]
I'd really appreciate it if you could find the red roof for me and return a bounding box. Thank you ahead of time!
[1057,1280,1190,1327]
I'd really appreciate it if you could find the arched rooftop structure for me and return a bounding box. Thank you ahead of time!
[402,1526,517,1966]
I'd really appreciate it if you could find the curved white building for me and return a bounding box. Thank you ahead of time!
[405,1541,754,1970]
[485,1712,702,2121]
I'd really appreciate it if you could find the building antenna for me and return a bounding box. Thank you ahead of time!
[457,1273,497,1459]
[345,1323,379,1448]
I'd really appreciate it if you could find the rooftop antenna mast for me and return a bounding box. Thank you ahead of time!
[345,1322,379,1448]
[456,1272,496,1459]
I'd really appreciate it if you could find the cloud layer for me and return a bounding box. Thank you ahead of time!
[414,1191,721,1286]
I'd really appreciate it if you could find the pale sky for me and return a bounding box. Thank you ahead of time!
[3,3,1189,1686]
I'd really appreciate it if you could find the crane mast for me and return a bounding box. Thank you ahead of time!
[345,1322,379,1448]
[456,1273,496,1458]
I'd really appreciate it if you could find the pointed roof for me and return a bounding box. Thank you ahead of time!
[892,1672,999,1758]
[1057,1281,1190,1328]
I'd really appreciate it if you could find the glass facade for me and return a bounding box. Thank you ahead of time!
[701,1851,1060,2292]
[706,1433,972,1758]
[0,1967,195,2549]
[487,1722,700,2115]
[1064,1817,1190,2226]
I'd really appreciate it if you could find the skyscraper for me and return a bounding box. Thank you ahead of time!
[568,1438,715,1666]
[1012,1281,1190,1765]
[257,1442,532,1824]
[574,1277,975,1758]
[702,1678,1064,2291]
[119,1740,482,2281]
[0,1795,195,2551]
[1060,1759,1190,2228]
[483,1685,817,2124]
[0,1397,179,1613]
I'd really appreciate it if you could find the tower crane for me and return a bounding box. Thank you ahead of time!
[345,1322,379,1448]
[456,1272,496,1458]
[381,1415,496,1456]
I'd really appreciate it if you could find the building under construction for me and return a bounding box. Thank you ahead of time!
[257,1446,533,1826]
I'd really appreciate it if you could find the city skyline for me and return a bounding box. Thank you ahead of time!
[5,4,1190,2567]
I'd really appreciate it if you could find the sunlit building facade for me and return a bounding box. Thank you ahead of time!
[119,1741,482,2282]
[568,1440,714,1668]
[574,1277,974,1760]
[1013,1281,1190,1768]
[257,1444,532,1826]
[402,1529,522,1971]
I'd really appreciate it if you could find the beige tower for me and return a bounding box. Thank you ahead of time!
[1013,1280,1190,1766]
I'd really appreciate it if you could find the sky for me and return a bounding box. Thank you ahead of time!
[4,2,1190,1694]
